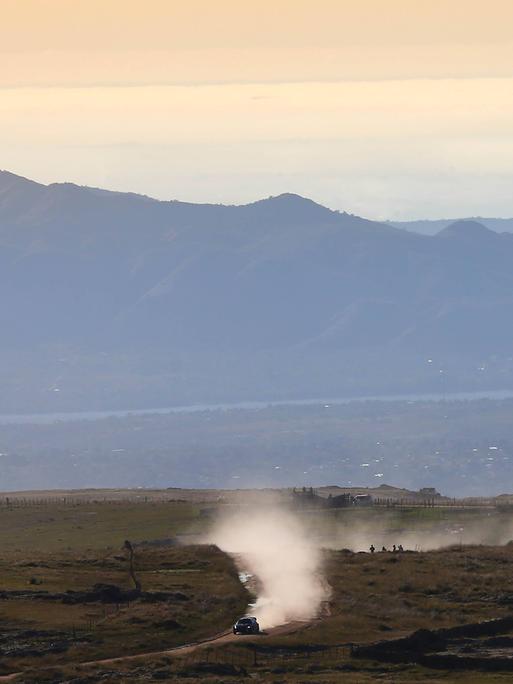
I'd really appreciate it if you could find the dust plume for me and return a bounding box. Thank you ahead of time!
[322,510,513,552]
[207,508,329,629]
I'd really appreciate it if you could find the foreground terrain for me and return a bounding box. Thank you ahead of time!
[2,493,513,681]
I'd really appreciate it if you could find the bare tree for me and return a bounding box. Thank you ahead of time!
[123,540,142,593]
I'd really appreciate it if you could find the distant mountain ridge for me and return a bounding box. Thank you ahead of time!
[389,216,513,235]
[1,170,513,413]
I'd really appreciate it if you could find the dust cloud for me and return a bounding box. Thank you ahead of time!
[207,508,329,629]
[206,503,513,629]
[320,511,513,553]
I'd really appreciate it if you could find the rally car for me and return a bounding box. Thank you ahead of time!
[233,616,260,635]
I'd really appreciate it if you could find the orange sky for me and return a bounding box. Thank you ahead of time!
[2,1,513,218]
[4,1,513,51]
[3,1,513,85]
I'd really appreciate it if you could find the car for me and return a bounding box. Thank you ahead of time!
[233,616,260,635]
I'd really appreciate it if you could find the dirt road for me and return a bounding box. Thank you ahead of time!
[0,620,308,682]
[85,619,307,667]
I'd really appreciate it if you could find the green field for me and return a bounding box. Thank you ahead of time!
[0,500,206,554]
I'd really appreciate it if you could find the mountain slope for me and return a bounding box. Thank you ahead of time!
[1,170,513,412]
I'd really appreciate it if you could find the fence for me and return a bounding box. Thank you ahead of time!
[0,495,502,510]
[373,497,497,509]
[176,643,350,669]
[0,495,176,508]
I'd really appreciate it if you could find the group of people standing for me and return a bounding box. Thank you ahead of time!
[369,543,404,553]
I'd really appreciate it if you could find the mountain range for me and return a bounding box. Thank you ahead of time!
[390,217,513,235]
[1,170,513,413]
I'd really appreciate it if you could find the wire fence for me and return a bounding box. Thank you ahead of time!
[0,495,503,509]
[176,643,350,669]
[0,495,176,507]
[373,497,498,509]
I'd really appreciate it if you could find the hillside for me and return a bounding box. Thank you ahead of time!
[2,171,513,412]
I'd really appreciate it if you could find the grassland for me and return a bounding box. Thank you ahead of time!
[0,499,206,554]
[0,499,250,680]
[2,495,513,681]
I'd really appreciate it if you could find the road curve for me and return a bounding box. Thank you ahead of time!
[0,620,309,682]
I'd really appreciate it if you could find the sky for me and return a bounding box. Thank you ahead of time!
[3,0,513,219]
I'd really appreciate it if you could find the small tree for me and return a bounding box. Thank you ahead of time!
[123,540,142,593]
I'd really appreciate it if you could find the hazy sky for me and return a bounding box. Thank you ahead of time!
[3,1,513,219]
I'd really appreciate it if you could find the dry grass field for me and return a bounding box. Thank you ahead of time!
[0,544,248,678]
[2,495,513,681]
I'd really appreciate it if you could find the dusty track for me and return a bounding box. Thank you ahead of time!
[84,619,307,667]
[0,620,308,681]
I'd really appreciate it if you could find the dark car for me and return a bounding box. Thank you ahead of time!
[233,616,260,635]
